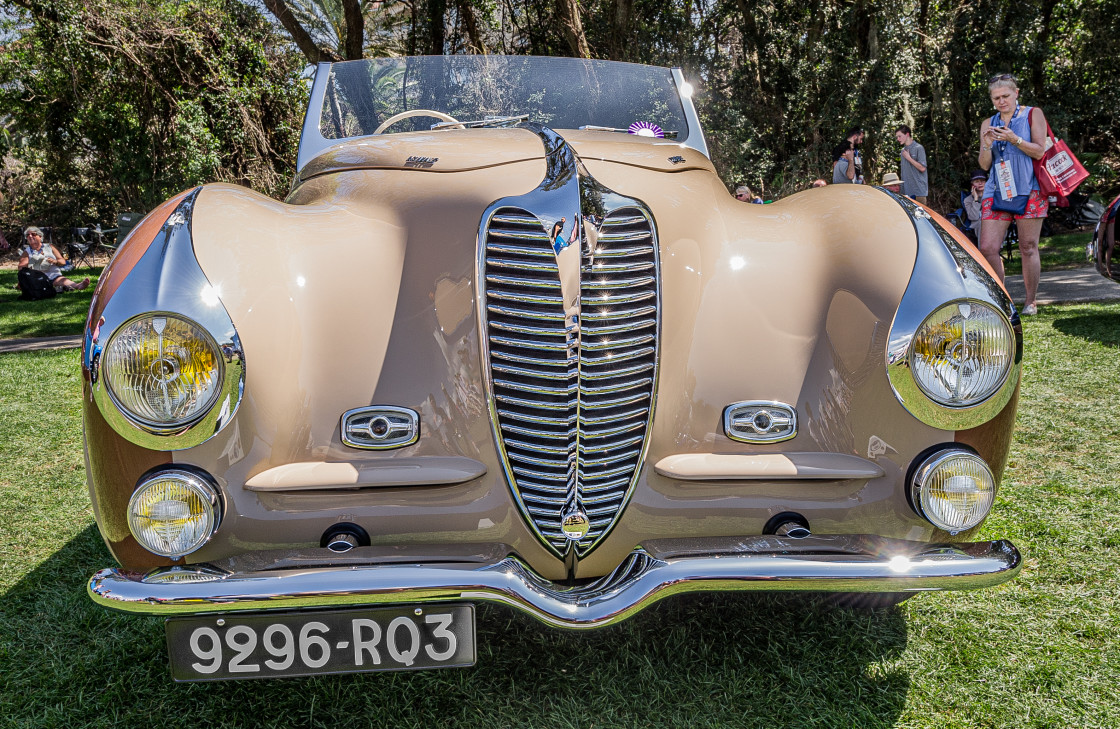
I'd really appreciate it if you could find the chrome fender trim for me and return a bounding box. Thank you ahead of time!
[89,535,1021,628]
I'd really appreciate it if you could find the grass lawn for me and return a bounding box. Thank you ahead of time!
[1,302,1118,728]
[1004,231,1092,276]
[0,265,104,339]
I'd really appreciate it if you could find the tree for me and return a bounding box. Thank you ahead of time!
[0,0,305,225]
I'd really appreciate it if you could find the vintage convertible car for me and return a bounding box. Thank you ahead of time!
[85,56,1023,680]
[1089,193,1119,278]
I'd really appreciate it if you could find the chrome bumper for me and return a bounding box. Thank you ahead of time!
[88,535,1021,629]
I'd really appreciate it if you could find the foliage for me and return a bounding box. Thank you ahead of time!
[0,0,306,227]
[1,0,1117,224]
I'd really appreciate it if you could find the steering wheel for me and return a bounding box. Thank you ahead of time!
[373,109,463,135]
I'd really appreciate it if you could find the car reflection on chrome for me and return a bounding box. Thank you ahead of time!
[82,55,1023,681]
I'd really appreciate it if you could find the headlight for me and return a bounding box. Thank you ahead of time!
[909,301,1014,408]
[103,314,224,432]
[910,450,995,534]
[128,470,221,557]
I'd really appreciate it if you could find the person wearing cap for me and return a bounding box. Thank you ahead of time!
[964,169,988,240]
[880,172,903,194]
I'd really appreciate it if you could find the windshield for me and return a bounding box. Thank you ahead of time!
[318,56,689,140]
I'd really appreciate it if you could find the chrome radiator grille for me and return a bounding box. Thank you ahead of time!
[483,206,659,557]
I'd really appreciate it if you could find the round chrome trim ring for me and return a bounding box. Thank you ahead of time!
[92,313,245,450]
[127,468,223,558]
[909,449,995,534]
[101,312,227,434]
[887,298,1019,430]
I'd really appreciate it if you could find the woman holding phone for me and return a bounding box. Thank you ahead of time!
[977,73,1049,315]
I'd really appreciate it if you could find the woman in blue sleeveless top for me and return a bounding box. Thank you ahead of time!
[978,74,1051,315]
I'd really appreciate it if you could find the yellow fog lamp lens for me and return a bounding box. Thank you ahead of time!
[909,301,1013,408]
[103,314,224,432]
[127,470,221,557]
[910,450,995,534]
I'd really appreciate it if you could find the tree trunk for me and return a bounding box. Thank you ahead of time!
[343,0,365,60]
[262,0,341,64]
[608,0,633,60]
[456,0,486,53]
[556,0,591,58]
[428,0,446,55]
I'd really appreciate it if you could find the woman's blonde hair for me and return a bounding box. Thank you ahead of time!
[988,73,1019,92]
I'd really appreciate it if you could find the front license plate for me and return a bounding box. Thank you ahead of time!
[166,605,475,681]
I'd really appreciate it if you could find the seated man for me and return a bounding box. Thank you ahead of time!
[881,172,903,194]
[962,170,987,244]
[17,227,90,292]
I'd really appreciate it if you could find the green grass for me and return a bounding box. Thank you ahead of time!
[0,266,103,339]
[2,304,1119,728]
[1004,231,1091,276]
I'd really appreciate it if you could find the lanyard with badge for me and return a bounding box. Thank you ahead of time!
[992,105,1020,201]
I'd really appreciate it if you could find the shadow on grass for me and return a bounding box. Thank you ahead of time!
[1051,312,1120,348]
[2,527,910,728]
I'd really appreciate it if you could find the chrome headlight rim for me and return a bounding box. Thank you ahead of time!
[127,468,223,558]
[102,311,226,434]
[908,447,996,535]
[888,297,1020,430]
[91,311,245,451]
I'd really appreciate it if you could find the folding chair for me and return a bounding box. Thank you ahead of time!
[67,227,96,269]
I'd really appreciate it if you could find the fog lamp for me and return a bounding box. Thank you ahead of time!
[128,470,221,557]
[910,450,995,534]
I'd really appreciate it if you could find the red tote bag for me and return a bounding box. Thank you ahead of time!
[1029,108,1089,198]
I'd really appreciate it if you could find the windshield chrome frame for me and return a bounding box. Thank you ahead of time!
[294,59,710,178]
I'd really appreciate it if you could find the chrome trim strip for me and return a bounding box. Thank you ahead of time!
[88,536,1022,625]
[295,62,333,177]
[671,67,710,159]
[881,191,1023,430]
[85,191,246,451]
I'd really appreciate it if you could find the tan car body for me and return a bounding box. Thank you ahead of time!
[83,128,1016,582]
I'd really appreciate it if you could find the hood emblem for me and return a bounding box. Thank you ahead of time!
[405,156,438,169]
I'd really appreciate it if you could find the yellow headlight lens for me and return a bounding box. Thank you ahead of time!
[127,471,220,557]
[103,314,223,431]
[911,450,995,534]
[909,301,1013,408]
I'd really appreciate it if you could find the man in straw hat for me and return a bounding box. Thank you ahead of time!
[880,172,903,194]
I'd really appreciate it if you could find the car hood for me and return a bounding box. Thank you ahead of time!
[296,128,714,183]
